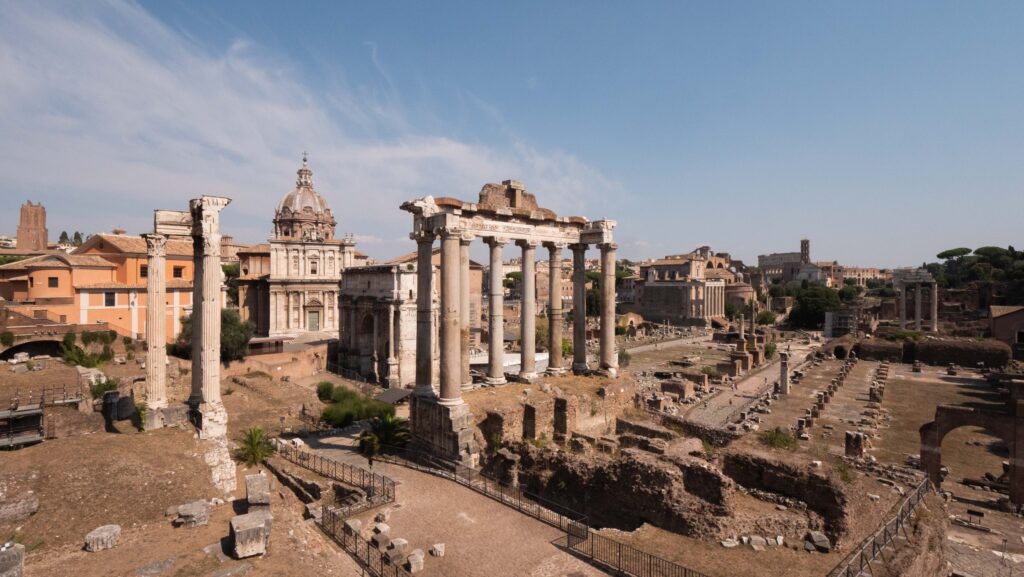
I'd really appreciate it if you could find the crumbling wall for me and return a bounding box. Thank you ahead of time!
[721,452,851,545]
[855,340,904,362]
[871,495,947,577]
[480,407,523,446]
[914,339,1011,367]
[659,413,740,447]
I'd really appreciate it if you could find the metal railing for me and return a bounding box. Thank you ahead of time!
[319,505,411,577]
[829,477,932,577]
[277,442,395,503]
[565,531,711,577]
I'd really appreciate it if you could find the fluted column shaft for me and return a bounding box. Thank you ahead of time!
[930,282,939,332]
[519,241,538,379]
[413,233,435,398]
[485,238,506,385]
[460,237,473,390]
[188,234,204,407]
[439,230,463,405]
[898,284,906,329]
[546,243,565,374]
[914,283,922,331]
[571,244,588,373]
[599,243,618,377]
[200,235,223,405]
[144,234,167,411]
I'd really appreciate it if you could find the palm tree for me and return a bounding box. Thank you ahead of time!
[237,427,275,466]
[358,414,411,468]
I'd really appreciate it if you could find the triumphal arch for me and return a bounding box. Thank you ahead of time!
[401,180,618,467]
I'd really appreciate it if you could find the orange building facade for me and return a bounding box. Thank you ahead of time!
[0,234,199,342]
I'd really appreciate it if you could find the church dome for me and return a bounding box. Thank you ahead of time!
[273,154,336,241]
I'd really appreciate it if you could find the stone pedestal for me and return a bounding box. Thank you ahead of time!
[231,510,272,558]
[778,352,791,395]
[0,543,24,577]
[410,395,479,468]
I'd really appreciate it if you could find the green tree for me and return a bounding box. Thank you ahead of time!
[756,310,777,325]
[73,231,83,245]
[236,427,275,466]
[222,263,240,306]
[59,231,70,244]
[937,248,972,260]
[173,308,254,362]
[0,331,14,347]
[536,316,549,351]
[788,286,841,329]
[724,301,738,320]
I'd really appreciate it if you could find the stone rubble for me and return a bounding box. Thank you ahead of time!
[84,524,121,552]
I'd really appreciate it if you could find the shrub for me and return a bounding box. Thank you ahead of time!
[835,461,854,484]
[99,344,114,362]
[80,331,97,346]
[0,331,13,347]
[701,365,720,378]
[618,350,631,368]
[122,336,135,351]
[90,379,118,399]
[173,309,254,362]
[759,429,796,450]
[316,381,335,401]
[236,427,275,466]
[321,387,394,428]
[62,332,76,349]
[765,342,777,360]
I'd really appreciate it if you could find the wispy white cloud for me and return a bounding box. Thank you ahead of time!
[0,0,621,260]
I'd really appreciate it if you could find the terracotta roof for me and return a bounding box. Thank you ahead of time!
[75,234,193,256]
[0,253,116,271]
[991,305,1024,319]
[238,244,271,255]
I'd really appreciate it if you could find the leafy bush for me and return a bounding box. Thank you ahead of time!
[759,429,796,450]
[701,365,720,378]
[756,310,777,325]
[90,379,118,399]
[0,331,14,347]
[122,336,135,351]
[618,350,631,368]
[316,381,335,401]
[236,427,275,466]
[99,330,117,345]
[321,387,394,428]
[62,343,101,367]
[171,309,254,362]
[62,332,76,349]
[765,342,777,360]
[80,331,97,346]
[99,344,114,362]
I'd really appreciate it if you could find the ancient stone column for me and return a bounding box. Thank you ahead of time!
[439,229,463,405]
[188,232,204,408]
[914,283,922,331]
[190,196,231,440]
[779,351,790,394]
[546,242,565,375]
[144,234,168,428]
[518,240,538,380]
[571,243,588,373]
[738,314,745,340]
[485,237,506,385]
[459,235,473,391]
[898,283,906,329]
[413,232,435,398]
[598,243,618,377]
[930,282,939,332]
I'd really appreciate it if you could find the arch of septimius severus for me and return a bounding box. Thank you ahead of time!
[401,179,618,467]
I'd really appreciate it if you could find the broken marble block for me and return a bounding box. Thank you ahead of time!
[245,473,271,510]
[429,543,445,557]
[175,500,210,528]
[344,519,362,535]
[84,524,121,552]
[385,538,408,563]
[0,542,26,577]
[231,510,273,559]
[407,549,425,573]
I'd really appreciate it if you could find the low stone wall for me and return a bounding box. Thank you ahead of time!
[855,340,904,362]
[658,413,741,447]
[615,417,676,441]
[914,339,1011,367]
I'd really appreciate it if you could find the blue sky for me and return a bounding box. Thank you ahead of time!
[1,1,1021,267]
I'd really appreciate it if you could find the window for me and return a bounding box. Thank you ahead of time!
[292,256,299,274]
[29,276,34,287]
[140,265,148,278]
[59,315,67,323]
[310,260,318,275]
[48,277,58,288]
[173,266,184,279]
[104,292,116,307]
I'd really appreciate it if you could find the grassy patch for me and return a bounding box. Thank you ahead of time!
[759,429,797,450]
[243,370,272,380]
[835,461,855,484]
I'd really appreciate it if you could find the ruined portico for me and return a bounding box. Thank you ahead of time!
[401,180,617,466]
[894,268,939,332]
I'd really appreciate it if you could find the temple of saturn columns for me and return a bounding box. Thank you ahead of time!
[144,196,236,493]
[893,268,939,332]
[400,180,618,466]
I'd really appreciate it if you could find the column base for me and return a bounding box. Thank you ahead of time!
[410,395,480,469]
[517,372,539,383]
[460,381,475,392]
[546,366,567,376]
[194,401,229,440]
[437,396,464,407]
[572,362,590,375]
[598,367,618,379]
[484,375,507,386]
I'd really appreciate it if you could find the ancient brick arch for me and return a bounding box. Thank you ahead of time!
[920,404,1022,505]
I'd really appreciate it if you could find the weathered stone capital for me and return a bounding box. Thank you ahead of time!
[144,233,167,257]
[568,242,588,253]
[516,239,540,249]
[459,232,476,244]
[435,226,464,240]
[543,241,567,252]
[411,230,435,244]
[599,242,618,253]
[483,236,508,248]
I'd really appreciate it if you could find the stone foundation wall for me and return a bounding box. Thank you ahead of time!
[411,396,479,467]
[721,452,850,545]
[659,413,741,447]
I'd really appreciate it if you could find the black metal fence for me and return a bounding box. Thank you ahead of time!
[566,532,711,577]
[319,505,412,577]
[277,442,396,503]
[829,477,932,577]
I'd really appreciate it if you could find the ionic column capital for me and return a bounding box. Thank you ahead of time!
[435,226,465,240]
[411,230,435,244]
[144,233,167,256]
[516,239,540,250]
[599,242,618,253]
[569,242,588,253]
[483,236,508,247]
[543,241,567,252]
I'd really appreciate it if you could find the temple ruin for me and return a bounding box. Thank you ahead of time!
[400,180,617,466]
